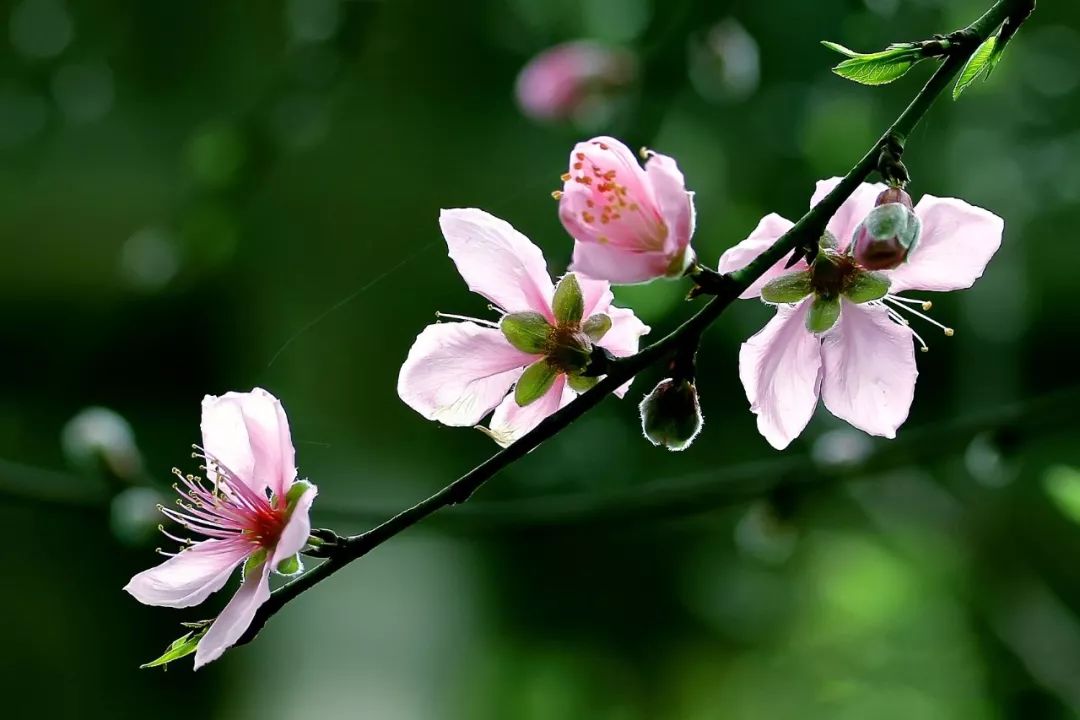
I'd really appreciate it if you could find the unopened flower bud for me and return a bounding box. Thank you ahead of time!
[639,378,703,452]
[851,202,921,270]
[875,186,913,209]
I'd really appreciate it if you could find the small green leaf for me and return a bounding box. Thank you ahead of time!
[953,35,997,99]
[567,374,600,393]
[761,271,813,304]
[276,553,302,576]
[500,312,552,354]
[1044,465,1080,525]
[823,42,924,86]
[141,628,208,669]
[552,273,585,326]
[806,295,842,334]
[514,360,559,407]
[582,313,612,342]
[844,270,891,303]
[821,40,860,58]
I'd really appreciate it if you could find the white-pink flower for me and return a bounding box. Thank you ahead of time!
[717,178,1003,450]
[558,136,696,284]
[398,208,650,447]
[124,388,316,669]
[515,41,637,123]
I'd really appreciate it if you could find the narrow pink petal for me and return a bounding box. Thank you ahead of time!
[488,375,571,447]
[271,482,317,567]
[598,305,650,399]
[201,389,296,499]
[124,539,249,609]
[574,273,613,318]
[193,560,272,670]
[820,301,917,439]
[810,178,887,247]
[440,208,555,318]
[738,300,823,449]
[886,195,1004,293]
[716,213,798,299]
[570,240,673,285]
[644,151,695,255]
[397,322,534,426]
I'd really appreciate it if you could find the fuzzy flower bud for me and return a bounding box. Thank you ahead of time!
[851,199,921,271]
[639,378,703,451]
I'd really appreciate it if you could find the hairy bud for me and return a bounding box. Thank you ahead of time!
[851,201,920,270]
[639,378,703,451]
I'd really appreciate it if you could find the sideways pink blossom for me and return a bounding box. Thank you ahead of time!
[398,208,650,447]
[125,388,316,669]
[558,136,696,284]
[515,41,637,123]
[717,178,1003,450]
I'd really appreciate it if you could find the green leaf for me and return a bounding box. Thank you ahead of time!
[761,271,813,304]
[500,312,552,354]
[141,628,207,669]
[1044,465,1080,525]
[821,40,860,58]
[844,270,891,304]
[582,313,612,342]
[566,374,600,393]
[552,273,585,326]
[806,295,842,334]
[514,360,558,407]
[953,35,997,99]
[823,42,924,86]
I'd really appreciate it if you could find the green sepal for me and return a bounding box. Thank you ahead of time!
[954,35,997,99]
[276,553,302,576]
[243,548,267,579]
[552,273,585,326]
[844,270,891,303]
[567,374,600,393]
[284,480,312,512]
[761,271,813,304]
[582,313,612,342]
[806,295,842,334]
[822,41,924,86]
[500,312,553,354]
[140,627,209,669]
[515,360,559,407]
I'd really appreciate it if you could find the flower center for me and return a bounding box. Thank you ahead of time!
[810,251,859,298]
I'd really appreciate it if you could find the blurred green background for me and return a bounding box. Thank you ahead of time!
[3,0,1080,717]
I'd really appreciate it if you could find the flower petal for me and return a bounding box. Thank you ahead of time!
[810,178,887,247]
[738,299,823,449]
[716,213,798,299]
[645,151,695,254]
[598,305,650,398]
[886,195,1004,293]
[488,375,573,447]
[398,322,535,427]
[440,208,555,317]
[124,538,249,609]
[820,301,917,439]
[570,241,674,285]
[201,388,297,498]
[271,482,317,567]
[193,560,272,670]
[574,273,613,318]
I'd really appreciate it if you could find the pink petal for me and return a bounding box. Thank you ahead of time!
[738,300,823,449]
[820,301,917,439]
[397,322,535,427]
[124,538,249,609]
[193,560,272,670]
[885,194,1004,293]
[575,273,614,318]
[597,305,650,399]
[810,178,887,248]
[201,388,297,499]
[644,151,695,255]
[271,482,317,567]
[440,208,556,318]
[487,375,573,447]
[570,240,674,285]
[716,213,798,299]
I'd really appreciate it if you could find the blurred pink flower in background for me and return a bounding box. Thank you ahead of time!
[515,41,637,125]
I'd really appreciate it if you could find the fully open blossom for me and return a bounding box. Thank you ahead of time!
[125,388,316,669]
[398,208,650,446]
[515,41,637,124]
[717,178,1003,450]
[558,136,696,284]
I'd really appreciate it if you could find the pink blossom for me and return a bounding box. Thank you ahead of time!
[558,136,696,284]
[717,178,1003,449]
[515,41,636,123]
[398,208,650,447]
[124,388,316,669]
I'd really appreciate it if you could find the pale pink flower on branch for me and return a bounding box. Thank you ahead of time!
[398,208,650,447]
[558,136,696,285]
[515,41,637,124]
[124,388,316,669]
[717,178,1003,450]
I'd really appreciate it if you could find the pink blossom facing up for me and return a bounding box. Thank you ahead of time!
[398,208,650,447]
[124,388,316,669]
[718,178,1003,450]
[515,41,637,124]
[558,136,696,284]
